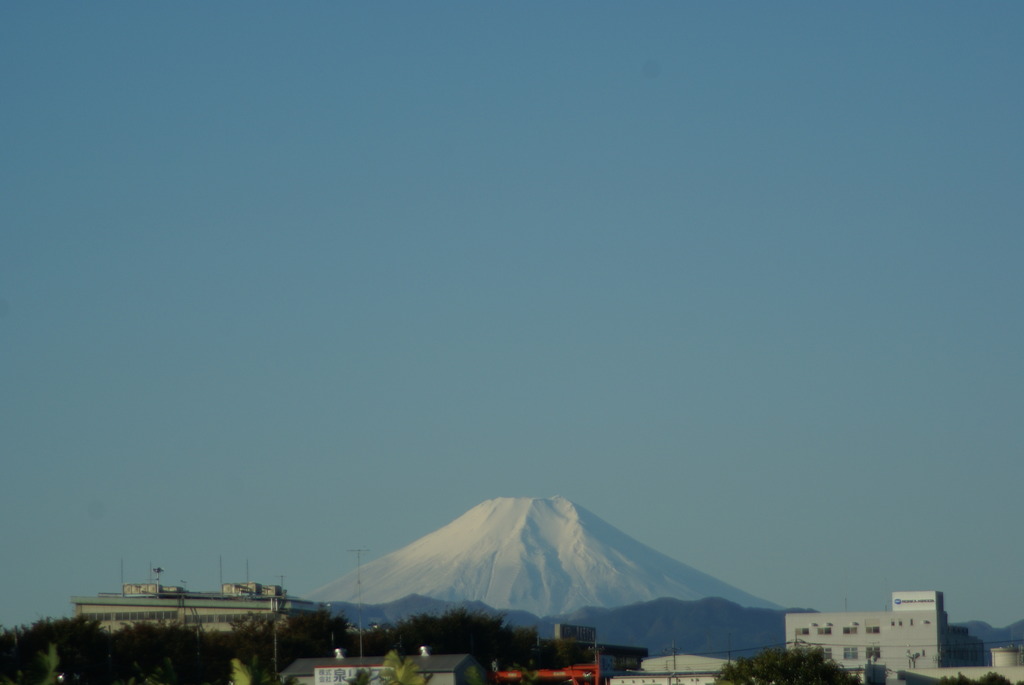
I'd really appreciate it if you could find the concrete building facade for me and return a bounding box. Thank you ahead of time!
[71,582,319,632]
[785,591,983,671]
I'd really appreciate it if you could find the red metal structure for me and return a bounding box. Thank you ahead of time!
[491,663,602,685]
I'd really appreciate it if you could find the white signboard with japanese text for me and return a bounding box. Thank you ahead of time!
[315,667,384,685]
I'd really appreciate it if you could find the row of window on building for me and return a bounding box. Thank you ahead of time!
[795,626,883,635]
[796,618,932,637]
[818,647,883,661]
[84,611,256,625]
[86,611,178,622]
[183,613,255,625]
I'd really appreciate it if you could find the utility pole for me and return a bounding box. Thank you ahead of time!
[348,548,369,658]
[273,600,279,674]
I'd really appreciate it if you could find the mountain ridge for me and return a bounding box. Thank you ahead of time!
[323,594,1024,656]
[323,593,805,654]
[307,496,778,616]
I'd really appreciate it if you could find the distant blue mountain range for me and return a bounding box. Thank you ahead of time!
[327,594,1024,657]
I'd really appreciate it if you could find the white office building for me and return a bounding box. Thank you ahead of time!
[785,591,983,671]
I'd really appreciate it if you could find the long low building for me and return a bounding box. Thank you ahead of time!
[71,581,320,631]
[282,650,484,685]
[614,647,1022,685]
[896,647,1024,685]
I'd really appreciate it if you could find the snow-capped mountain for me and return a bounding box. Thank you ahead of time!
[307,496,777,616]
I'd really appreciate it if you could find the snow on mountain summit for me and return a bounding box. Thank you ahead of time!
[306,496,777,616]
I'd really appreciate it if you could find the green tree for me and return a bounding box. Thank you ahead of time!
[218,609,350,677]
[376,608,532,670]
[546,639,589,670]
[113,622,204,685]
[977,674,1014,685]
[717,647,861,685]
[4,618,108,684]
[938,674,1018,685]
[379,651,427,685]
[229,657,285,685]
[139,658,178,685]
[277,610,350,665]
[463,666,487,685]
[0,644,61,685]
[938,675,976,685]
[227,615,278,668]
[497,625,544,669]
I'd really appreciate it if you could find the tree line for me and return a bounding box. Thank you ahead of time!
[937,674,1024,685]
[0,608,593,685]
[9,619,1020,685]
[718,648,1024,685]
[0,609,346,685]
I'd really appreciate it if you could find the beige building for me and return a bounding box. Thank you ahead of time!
[785,591,983,671]
[71,582,319,632]
[609,655,730,685]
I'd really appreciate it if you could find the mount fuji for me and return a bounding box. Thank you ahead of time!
[307,496,778,616]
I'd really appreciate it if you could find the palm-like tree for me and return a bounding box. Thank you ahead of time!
[141,658,178,685]
[379,651,428,685]
[0,644,61,685]
[230,657,285,685]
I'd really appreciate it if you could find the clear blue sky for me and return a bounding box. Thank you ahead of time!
[2,3,1022,631]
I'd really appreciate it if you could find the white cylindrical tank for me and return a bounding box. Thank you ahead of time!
[990,647,1021,667]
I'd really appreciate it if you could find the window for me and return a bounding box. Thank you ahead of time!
[843,626,858,635]
[817,627,832,635]
[866,647,881,660]
[866,626,880,634]
[821,648,833,660]
[843,647,859,660]
[797,628,810,635]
